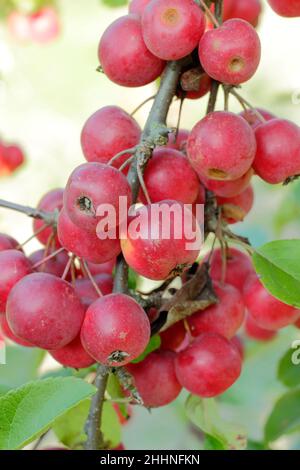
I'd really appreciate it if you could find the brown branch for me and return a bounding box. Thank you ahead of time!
[0,199,57,225]
[206,0,223,114]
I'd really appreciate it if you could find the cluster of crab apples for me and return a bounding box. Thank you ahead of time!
[1,0,300,409]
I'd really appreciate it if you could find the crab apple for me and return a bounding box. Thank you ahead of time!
[217,185,254,224]
[129,0,151,15]
[187,112,256,181]
[29,248,70,278]
[231,335,244,360]
[7,273,85,350]
[0,233,19,252]
[142,0,206,60]
[3,145,25,171]
[98,15,165,87]
[206,247,254,292]
[81,106,141,166]
[127,350,182,406]
[84,259,116,276]
[175,333,242,397]
[30,7,60,44]
[166,129,189,152]
[179,68,211,100]
[57,209,121,264]
[188,282,245,339]
[201,168,253,198]
[0,250,32,313]
[268,0,300,17]
[7,11,31,42]
[49,335,95,369]
[223,0,262,28]
[240,108,275,130]
[64,162,132,232]
[244,276,300,330]
[199,19,261,86]
[0,314,33,347]
[81,293,150,366]
[160,321,186,351]
[253,119,300,184]
[140,148,199,204]
[74,274,113,309]
[121,201,202,281]
[245,314,277,342]
[33,188,64,248]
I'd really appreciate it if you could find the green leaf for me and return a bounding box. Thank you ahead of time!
[0,346,45,394]
[128,268,138,290]
[278,344,300,387]
[102,401,122,448]
[100,0,128,7]
[185,395,247,450]
[265,388,300,443]
[53,399,90,449]
[253,240,300,308]
[131,335,161,363]
[106,373,127,419]
[203,434,225,450]
[0,377,96,450]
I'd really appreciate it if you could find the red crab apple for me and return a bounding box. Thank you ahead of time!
[57,209,121,264]
[29,7,60,44]
[0,233,20,252]
[166,129,189,151]
[201,168,254,198]
[74,274,113,309]
[127,350,182,406]
[64,162,132,232]
[142,0,206,60]
[253,119,300,184]
[2,145,25,172]
[245,314,277,341]
[188,281,245,339]
[244,276,300,330]
[98,15,165,87]
[7,11,31,42]
[217,185,254,224]
[33,188,64,248]
[0,250,32,313]
[83,258,116,276]
[187,111,256,181]
[140,148,200,204]
[49,335,95,369]
[268,0,300,17]
[221,0,262,28]
[231,335,244,360]
[179,68,211,100]
[0,314,33,347]
[199,19,261,85]
[81,106,141,167]
[80,293,150,366]
[205,247,254,292]
[121,200,202,280]
[160,321,186,351]
[29,248,70,278]
[129,0,151,15]
[175,333,242,397]
[6,273,85,349]
[240,108,276,130]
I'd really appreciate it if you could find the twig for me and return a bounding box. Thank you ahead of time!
[32,247,65,269]
[107,147,137,167]
[229,88,266,123]
[81,259,103,297]
[130,95,156,116]
[199,0,220,28]
[0,199,57,225]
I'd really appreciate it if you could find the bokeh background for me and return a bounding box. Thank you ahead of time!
[1,0,300,450]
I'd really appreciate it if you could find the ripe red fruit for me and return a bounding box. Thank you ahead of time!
[81,106,141,166]
[187,112,256,181]
[140,148,200,204]
[7,11,31,42]
[29,248,70,278]
[179,68,211,100]
[33,188,64,248]
[57,209,121,264]
[0,233,19,252]
[217,185,254,224]
[231,335,244,360]
[188,282,245,339]
[175,333,242,397]
[64,162,132,232]
[142,0,206,60]
[81,293,150,366]
[98,15,165,87]
[160,321,186,351]
[206,247,254,292]
[129,0,151,15]
[245,314,277,341]
[49,335,95,369]
[244,276,300,330]
[121,201,201,280]
[0,250,32,313]
[166,129,189,152]
[84,259,116,276]
[0,314,33,347]
[7,273,85,349]
[74,274,113,309]
[29,7,60,44]
[222,0,262,28]
[268,0,300,17]
[199,19,261,85]
[240,108,275,130]
[2,145,25,172]
[127,351,182,407]
[201,168,253,198]
[253,119,300,184]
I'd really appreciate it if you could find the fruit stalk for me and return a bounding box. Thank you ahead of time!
[0,198,56,225]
